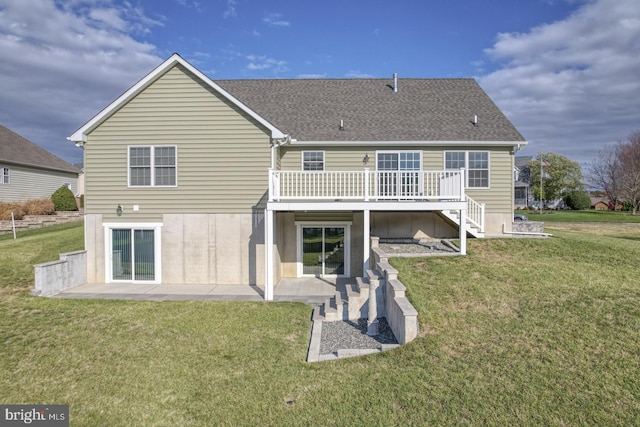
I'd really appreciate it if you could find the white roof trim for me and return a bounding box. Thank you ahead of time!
[68,53,285,142]
[290,140,528,147]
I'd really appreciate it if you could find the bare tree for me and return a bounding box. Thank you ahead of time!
[588,144,623,209]
[618,131,640,215]
[590,131,640,215]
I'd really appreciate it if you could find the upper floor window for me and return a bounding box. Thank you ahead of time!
[302,151,324,171]
[129,146,177,187]
[445,151,489,188]
[1,167,9,185]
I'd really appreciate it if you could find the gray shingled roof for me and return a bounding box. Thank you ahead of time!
[515,156,533,168]
[0,125,79,173]
[216,78,525,143]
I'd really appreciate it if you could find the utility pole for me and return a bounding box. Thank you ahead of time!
[540,155,544,214]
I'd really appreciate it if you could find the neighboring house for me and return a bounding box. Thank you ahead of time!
[0,125,79,202]
[68,54,527,299]
[514,155,532,208]
[591,198,623,211]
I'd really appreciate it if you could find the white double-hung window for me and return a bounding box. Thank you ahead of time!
[1,167,8,184]
[445,151,489,188]
[302,151,324,171]
[129,146,177,187]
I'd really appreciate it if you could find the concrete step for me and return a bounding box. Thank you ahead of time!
[322,293,343,321]
[355,276,370,293]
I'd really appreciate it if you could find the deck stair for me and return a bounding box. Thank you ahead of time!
[440,210,484,238]
[439,195,485,238]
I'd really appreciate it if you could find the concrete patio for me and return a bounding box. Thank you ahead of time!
[54,277,344,304]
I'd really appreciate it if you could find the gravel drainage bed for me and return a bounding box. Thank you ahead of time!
[319,317,398,355]
[378,238,458,256]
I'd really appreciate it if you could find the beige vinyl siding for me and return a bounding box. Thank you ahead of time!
[281,146,371,171]
[0,163,78,202]
[448,146,513,214]
[84,64,271,219]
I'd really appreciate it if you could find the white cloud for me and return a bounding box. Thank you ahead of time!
[245,54,288,73]
[479,0,640,163]
[345,70,374,78]
[0,0,163,163]
[88,8,127,31]
[223,0,237,19]
[176,0,203,13]
[263,13,290,27]
[297,73,327,79]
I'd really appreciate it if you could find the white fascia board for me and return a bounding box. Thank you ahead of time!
[267,201,466,211]
[68,53,285,143]
[290,140,527,147]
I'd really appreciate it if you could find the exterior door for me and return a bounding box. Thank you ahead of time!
[111,228,156,282]
[377,151,422,198]
[301,226,346,277]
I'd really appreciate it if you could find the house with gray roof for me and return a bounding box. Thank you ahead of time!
[514,155,533,208]
[0,125,79,202]
[68,53,527,300]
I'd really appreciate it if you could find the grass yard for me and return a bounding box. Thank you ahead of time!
[1,222,640,425]
[516,208,640,223]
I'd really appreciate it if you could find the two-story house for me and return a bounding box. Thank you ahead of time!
[68,54,526,300]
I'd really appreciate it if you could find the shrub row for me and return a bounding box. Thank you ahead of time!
[0,199,55,220]
[0,186,80,220]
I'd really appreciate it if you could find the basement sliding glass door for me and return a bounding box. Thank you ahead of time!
[301,226,346,277]
[111,228,156,282]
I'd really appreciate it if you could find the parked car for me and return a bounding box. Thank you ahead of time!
[514,213,528,221]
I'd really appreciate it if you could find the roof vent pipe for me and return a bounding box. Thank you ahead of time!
[393,73,398,93]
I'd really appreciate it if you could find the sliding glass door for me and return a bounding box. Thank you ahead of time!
[301,226,346,277]
[111,228,156,282]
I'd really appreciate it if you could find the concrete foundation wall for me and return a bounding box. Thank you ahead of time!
[485,212,515,236]
[33,250,87,296]
[371,212,457,239]
[278,212,297,278]
[162,213,264,285]
[85,214,104,283]
[85,213,266,285]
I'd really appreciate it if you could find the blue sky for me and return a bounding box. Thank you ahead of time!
[1,0,639,167]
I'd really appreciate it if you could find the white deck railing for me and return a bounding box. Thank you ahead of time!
[269,168,466,202]
[466,196,486,233]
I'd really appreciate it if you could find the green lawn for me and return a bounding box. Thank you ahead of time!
[516,208,640,223]
[1,222,640,425]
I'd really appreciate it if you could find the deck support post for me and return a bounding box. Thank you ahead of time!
[264,208,274,301]
[363,208,370,273]
[459,206,467,255]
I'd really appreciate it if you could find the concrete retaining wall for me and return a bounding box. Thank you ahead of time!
[33,250,87,296]
[0,211,83,235]
[512,220,544,234]
[371,239,419,345]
